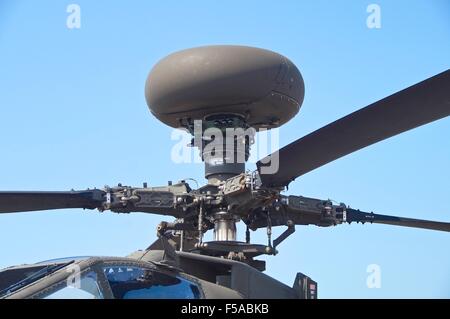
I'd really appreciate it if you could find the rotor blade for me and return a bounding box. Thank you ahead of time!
[0,190,105,213]
[257,69,450,187]
[245,195,450,233]
[344,209,450,232]
[245,195,327,230]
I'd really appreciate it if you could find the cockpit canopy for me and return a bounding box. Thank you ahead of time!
[0,257,202,299]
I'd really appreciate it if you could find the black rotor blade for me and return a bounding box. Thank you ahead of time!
[245,195,450,233]
[345,209,450,232]
[257,69,450,187]
[0,190,105,213]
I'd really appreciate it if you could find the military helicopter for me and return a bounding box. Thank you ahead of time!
[1,45,449,299]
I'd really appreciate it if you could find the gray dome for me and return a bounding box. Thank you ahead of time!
[145,45,304,129]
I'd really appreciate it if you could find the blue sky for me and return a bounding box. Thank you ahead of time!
[0,0,449,298]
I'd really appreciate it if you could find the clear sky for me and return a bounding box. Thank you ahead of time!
[0,0,449,298]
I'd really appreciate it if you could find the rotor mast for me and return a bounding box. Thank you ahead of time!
[187,114,255,242]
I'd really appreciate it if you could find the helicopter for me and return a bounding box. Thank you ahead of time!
[0,45,449,299]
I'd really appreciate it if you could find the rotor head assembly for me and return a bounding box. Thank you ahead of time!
[1,44,449,266]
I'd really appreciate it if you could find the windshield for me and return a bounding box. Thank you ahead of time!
[0,261,74,298]
[103,266,201,299]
